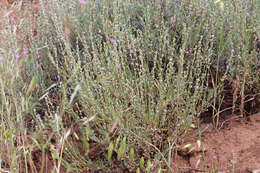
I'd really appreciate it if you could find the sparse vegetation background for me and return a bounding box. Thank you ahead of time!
[0,0,259,172]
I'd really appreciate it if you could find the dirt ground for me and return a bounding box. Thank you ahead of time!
[174,112,260,173]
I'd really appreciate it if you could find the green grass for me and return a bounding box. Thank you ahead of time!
[0,0,259,172]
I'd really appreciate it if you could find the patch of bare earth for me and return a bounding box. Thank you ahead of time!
[173,112,260,173]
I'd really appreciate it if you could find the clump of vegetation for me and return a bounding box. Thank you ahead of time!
[0,0,259,172]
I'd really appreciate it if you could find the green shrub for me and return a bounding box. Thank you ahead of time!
[0,0,259,172]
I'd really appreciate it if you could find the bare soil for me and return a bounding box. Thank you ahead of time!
[174,112,260,173]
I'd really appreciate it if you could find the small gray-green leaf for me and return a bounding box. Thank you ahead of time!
[196,158,201,168]
[129,148,135,161]
[197,140,201,148]
[140,157,145,169]
[115,136,120,151]
[122,137,126,153]
[146,160,152,173]
[183,143,191,149]
[108,142,113,161]
[117,136,127,160]
[26,76,38,97]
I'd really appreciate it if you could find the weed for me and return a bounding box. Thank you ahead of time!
[0,0,259,172]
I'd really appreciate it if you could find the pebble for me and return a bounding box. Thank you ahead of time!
[253,169,260,173]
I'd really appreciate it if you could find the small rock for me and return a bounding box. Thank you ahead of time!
[252,169,260,173]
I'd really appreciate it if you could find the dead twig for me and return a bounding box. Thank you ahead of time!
[240,68,248,117]
[232,78,240,114]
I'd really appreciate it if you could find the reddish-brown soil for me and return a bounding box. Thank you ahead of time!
[174,112,260,173]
